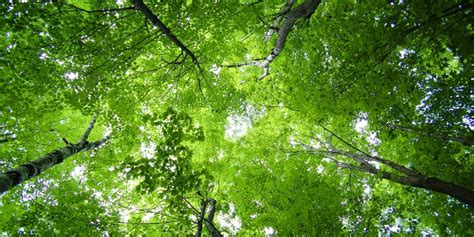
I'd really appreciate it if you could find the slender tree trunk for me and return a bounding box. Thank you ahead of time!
[416,177,474,207]
[0,115,108,194]
[325,149,474,207]
[195,199,208,237]
[205,198,222,237]
[194,198,222,237]
[133,0,201,71]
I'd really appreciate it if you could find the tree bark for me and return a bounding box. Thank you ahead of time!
[205,198,222,237]
[258,0,321,79]
[195,199,208,237]
[0,115,108,194]
[328,149,474,207]
[133,0,202,71]
[223,0,321,79]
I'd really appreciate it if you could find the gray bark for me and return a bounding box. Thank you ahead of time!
[258,0,321,79]
[0,137,16,144]
[195,199,208,237]
[133,0,202,71]
[328,150,474,207]
[223,0,321,79]
[194,198,222,237]
[0,115,108,194]
[205,198,222,237]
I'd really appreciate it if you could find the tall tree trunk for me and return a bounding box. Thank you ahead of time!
[195,199,208,237]
[323,149,474,207]
[0,115,109,194]
[133,0,201,71]
[194,198,222,237]
[205,198,222,237]
[416,177,474,207]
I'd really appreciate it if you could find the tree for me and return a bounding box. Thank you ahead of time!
[0,114,108,194]
[223,0,322,79]
[294,124,474,206]
[1,0,473,235]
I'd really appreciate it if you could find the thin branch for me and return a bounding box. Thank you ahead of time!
[327,156,420,187]
[116,221,166,225]
[80,113,99,142]
[323,150,377,172]
[317,123,422,177]
[327,157,371,173]
[183,197,201,215]
[317,123,373,158]
[384,123,474,146]
[246,0,264,6]
[59,3,137,14]
[84,31,162,77]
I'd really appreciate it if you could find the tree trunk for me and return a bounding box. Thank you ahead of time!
[205,198,222,237]
[417,177,474,207]
[326,148,474,207]
[0,115,108,194]
[133,0,201,71]
[195,199,208,237]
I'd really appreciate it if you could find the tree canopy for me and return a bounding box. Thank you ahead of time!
[1,0,473,235]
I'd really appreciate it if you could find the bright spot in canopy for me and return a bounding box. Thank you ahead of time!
[354,112,368,133]
[210,64,221,76]
[224,104,265,141]
[142,212,154,222]
[217,203,242,234]
[264,227,275,236]
[140,142,156,159]
[71,165,86,180]
[65,72,79,80]
[225,114,252,140]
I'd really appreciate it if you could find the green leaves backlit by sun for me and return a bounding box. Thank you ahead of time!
[0,0,473,236]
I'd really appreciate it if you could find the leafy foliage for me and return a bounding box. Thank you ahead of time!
[0,0,473,235]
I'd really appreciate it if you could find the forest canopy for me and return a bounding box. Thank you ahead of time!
[0,0,473,235]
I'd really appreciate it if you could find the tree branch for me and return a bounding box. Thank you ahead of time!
[59,3,137,14]
[225,0,321,80]
[264,0,296,42]
[80,113,99,142]
[384,123,474,146]
[133,0,202,72]
[324,146,474,206]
